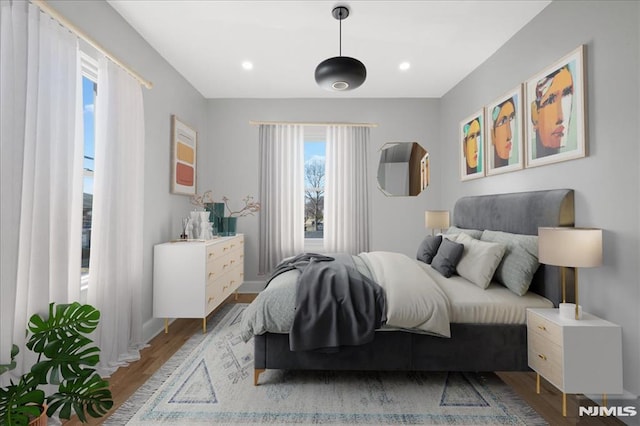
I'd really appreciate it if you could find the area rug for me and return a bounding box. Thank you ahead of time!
[106,304,545,425]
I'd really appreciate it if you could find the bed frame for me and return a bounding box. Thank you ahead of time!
[253,189,575,385]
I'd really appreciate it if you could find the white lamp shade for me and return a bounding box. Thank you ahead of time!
[538,227,603,268]
[425,210,450,229]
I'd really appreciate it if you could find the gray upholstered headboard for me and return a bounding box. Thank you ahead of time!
[452,189,575,306]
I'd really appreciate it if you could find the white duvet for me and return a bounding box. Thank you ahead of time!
[359,251,451,337]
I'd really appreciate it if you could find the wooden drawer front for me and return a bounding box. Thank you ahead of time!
[206,236,242,263]
[528,332,563,389]
[219,267,243,299]
[205,281,224,314]
[528,311,562,345]
[206,249,243,284]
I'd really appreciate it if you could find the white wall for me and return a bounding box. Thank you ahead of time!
[439,1,640,396]
[201,98,442,285]
[48,1,208,341]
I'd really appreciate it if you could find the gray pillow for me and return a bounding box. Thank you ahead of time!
[480,230,540,296]
[431,238,464,278]
[416,235,442,264]
[455,232,506,289]
[445,226,483,240]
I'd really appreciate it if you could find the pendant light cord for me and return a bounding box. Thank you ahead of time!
[339,12,342,56]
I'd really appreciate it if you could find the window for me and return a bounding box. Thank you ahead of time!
[81,54,97,288]
[304,136,325,240]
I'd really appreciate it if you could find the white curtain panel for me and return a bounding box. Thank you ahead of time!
[88,57,145,376]
[258,124,305,274]
[0,2,82,379]
[324,126,370,254]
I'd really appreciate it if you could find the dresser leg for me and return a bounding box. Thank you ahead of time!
[164,318,169,334]
[202,318,207,334]
[536,373,540,394]
[562,393,567,417]
[603,394,607,407]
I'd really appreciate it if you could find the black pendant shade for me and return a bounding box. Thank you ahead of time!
[315,6,367,91]
[315,56,367,91]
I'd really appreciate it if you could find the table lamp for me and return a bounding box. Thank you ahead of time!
[538,227,603,320]
[425,210,450,236]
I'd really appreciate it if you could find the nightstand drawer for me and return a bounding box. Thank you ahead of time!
[528,332,563,388]
[528,310,562,345]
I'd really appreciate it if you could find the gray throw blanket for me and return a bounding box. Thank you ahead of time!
[271,253,387,352]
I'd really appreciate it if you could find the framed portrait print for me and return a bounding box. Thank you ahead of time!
[485,85,524,175]
[171,115,197,195]
[459,110,485,181]
[525,45,586,168]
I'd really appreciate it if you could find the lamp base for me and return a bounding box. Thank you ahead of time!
[559,303,582,319]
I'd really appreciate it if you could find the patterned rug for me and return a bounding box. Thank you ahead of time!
[106,304,546,425]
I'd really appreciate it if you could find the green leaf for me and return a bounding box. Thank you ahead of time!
[0,345,19,375]
[0,377,45,426]
[46,373,113,421]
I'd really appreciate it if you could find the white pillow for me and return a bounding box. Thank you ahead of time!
[455,233,506,289]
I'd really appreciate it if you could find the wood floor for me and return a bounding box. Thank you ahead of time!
[65,294,624,425]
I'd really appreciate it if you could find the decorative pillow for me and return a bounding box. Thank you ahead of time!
[445,226,483,240]
[480,230,540,296]
[416,235,443,264]
[430,238,464,278]
[455,233,506,289]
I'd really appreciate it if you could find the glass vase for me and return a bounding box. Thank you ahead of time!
[221,217,237,236]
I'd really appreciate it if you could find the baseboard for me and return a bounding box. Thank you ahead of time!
[143,316,170,344]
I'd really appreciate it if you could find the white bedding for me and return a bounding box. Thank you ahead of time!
[418,262,553,324]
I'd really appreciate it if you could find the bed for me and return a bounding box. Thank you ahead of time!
[243,188,575,385]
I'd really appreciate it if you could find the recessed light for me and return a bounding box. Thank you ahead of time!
[242,61,253,70]
[399,62,411,71]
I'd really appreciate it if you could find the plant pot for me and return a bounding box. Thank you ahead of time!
[29,404,47,426]
[221,217,237,236]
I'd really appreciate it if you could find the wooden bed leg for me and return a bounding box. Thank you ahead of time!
[254,368,265,386]
[536,373,540,394]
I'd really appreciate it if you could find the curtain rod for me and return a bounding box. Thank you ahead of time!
[32,0,153,90]
[249,120,378,128]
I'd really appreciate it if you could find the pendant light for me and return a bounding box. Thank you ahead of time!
[314,6,367,91]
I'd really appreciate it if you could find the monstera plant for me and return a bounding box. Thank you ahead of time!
[0,302,113,425]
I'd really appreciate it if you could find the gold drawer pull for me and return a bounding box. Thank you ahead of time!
[230,260,235,264]
[537,325,547,331]
[208,296,214,303]
[223,263,228,268]
[223,285,228,291]
[537,353,547,361]
[223,247,228,251]
[230,280,235,285]
[208,272,214,278]
[208,252,213,258]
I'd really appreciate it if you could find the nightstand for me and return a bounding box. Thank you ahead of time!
[526,308,622,416]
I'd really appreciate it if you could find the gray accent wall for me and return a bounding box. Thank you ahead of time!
[439,1,640,396]
[201,98,442,285]
[48,1,208,341]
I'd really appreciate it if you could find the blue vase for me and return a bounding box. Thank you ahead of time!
[221,217,237,236]
[205,202,225,236]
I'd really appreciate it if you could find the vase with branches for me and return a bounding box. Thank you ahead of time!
[219,195,260,236]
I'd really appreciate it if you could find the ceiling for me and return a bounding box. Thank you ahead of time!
[107,1,551,99]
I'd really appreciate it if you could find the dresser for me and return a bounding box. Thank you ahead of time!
[526,308,622,416]
[153,235,244,333]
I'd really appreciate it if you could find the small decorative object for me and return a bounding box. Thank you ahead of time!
[0,303,113,424]
[199,211,213,240]
[170,115,198,195]
[180,217,188,240]
[538,227,602,320]
[459,110,485,181]
[485,85,524,175]
[525,45,586,168]
[189,211,201,239]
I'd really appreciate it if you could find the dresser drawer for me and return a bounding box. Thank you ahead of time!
[207,249,243,284]
[206,236,243,262]
[528,310,562,345]
[205,282,225,314]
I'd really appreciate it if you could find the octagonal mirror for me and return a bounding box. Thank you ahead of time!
[377,142,429,197]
